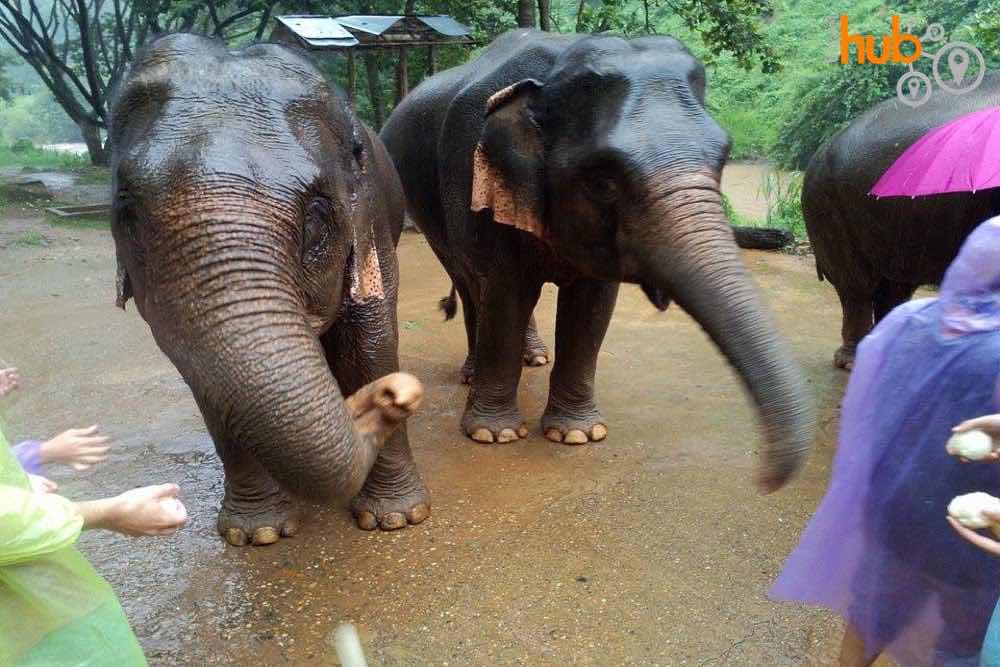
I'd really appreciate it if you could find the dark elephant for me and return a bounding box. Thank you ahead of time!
[381,30,814,492]
[109,34,430,544]
[803,72,1000,370]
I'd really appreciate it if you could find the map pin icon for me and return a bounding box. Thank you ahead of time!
[948,48,970,85]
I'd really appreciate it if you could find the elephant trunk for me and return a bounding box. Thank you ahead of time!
[628,174,815,492]
[147,213,379,503]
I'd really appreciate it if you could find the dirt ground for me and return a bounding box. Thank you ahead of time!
[0,168,882,665]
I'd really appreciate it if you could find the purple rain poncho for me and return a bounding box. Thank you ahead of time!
[771,217,1000,666]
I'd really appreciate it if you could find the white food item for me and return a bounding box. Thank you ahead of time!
[333,623,368,667]
[946,429,995,460]
[948,492,1000,528]
[160,497,188,523]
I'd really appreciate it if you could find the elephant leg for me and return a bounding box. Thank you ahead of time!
[456,280,478,385]
[873,279,918,323]
[542,279,618,444]
[832,281,874,371]
[216,443,301,546]
[462,271,542,443]
[323,303,430,532]
[522,313,550,367]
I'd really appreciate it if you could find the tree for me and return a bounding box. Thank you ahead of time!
[0,1,277,165]
[0,50,12,101]
[517,0,535,28]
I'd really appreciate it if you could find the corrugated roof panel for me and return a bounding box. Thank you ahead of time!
[275,16,359,47]
[418,15,472,36]
[336,15,403,36]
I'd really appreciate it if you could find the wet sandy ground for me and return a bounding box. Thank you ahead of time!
[1,182,887,665]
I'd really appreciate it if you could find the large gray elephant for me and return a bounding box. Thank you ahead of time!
[803,72,1000,369]
[381,30,815,492]
[109,34,430,544]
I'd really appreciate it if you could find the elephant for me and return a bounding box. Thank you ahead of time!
[380,30,815,492]
[108,34,430,545]
[803,71,1000,370]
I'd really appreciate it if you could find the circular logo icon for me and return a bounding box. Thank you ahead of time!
[933,42,986,95]
[897,70,932,107]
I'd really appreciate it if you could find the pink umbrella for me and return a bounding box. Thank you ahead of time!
[870,106,1000,198]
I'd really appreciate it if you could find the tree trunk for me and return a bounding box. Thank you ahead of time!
[80,120,108,166]
[364,53,386,130]
[517,0,537,28]
[538,0,551,30]
[427,44,437,76]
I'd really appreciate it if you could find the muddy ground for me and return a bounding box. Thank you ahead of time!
[0,166,889,666]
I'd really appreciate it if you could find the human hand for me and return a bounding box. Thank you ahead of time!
[41,425,111,470]
[948,510,1000,556]
[27,473,58,494]
[106,484,189,537]
[78,484,188,536]
[0,368,19,397]
[951,415,1000,462]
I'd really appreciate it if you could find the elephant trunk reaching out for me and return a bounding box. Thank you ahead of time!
[624,172,813,491]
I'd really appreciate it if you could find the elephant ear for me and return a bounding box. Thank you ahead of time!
[471,79,545,239]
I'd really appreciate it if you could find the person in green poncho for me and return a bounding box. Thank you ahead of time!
[1,370,188,666]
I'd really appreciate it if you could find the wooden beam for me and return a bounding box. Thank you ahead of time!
[347,51,357,104]
[396,46,409,104]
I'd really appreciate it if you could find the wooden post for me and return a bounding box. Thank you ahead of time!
[427,44,437,76]
[347,51,357,104]
[396,46,409,104]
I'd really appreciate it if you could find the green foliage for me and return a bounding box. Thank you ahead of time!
[760,171,805,237]
[0,51,12,102]
[0,144,88,170]
[772,62,903,170]
[0,90,82,146]
[12,231,46,247]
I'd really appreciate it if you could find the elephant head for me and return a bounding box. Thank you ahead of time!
[109,34,414,503]
[471,35,814,491]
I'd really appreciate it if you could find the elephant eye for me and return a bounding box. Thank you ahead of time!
[303,196,335,258]
[585,172,620,204]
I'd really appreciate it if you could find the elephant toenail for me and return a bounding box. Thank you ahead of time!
[564,429,588,444]
[225,528,248,546]
[407,503,431,524]
[470,428,495,443]
[380,512,407,530]
[497,428,518,442]
[544,428,564,443]
[516,425,528,438]
[591,424,608,441]
[252,527,280,545]
[531,355,548,366]
[357,511,378,531]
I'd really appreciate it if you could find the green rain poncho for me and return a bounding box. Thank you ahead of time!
[0,426,146,666]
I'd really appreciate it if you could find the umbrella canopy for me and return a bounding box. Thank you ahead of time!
[870,106,1000,198]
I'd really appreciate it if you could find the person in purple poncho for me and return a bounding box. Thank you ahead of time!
[770,217,1000,667]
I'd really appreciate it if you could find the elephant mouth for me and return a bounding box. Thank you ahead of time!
[641,283,672,311]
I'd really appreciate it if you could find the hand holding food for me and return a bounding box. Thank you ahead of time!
[946,429,996,461]
[948,492,1000,528]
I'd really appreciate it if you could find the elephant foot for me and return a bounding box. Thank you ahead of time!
[217,487,301,547]
[522,328,549,367]
[351,466,430,532]
[462,400,527,443]
[460,353,476,385]
[542,400,607,445]
[833,344,856,371]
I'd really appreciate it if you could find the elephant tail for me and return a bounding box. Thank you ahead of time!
[439,285,458,321]
[732,226,794,250]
